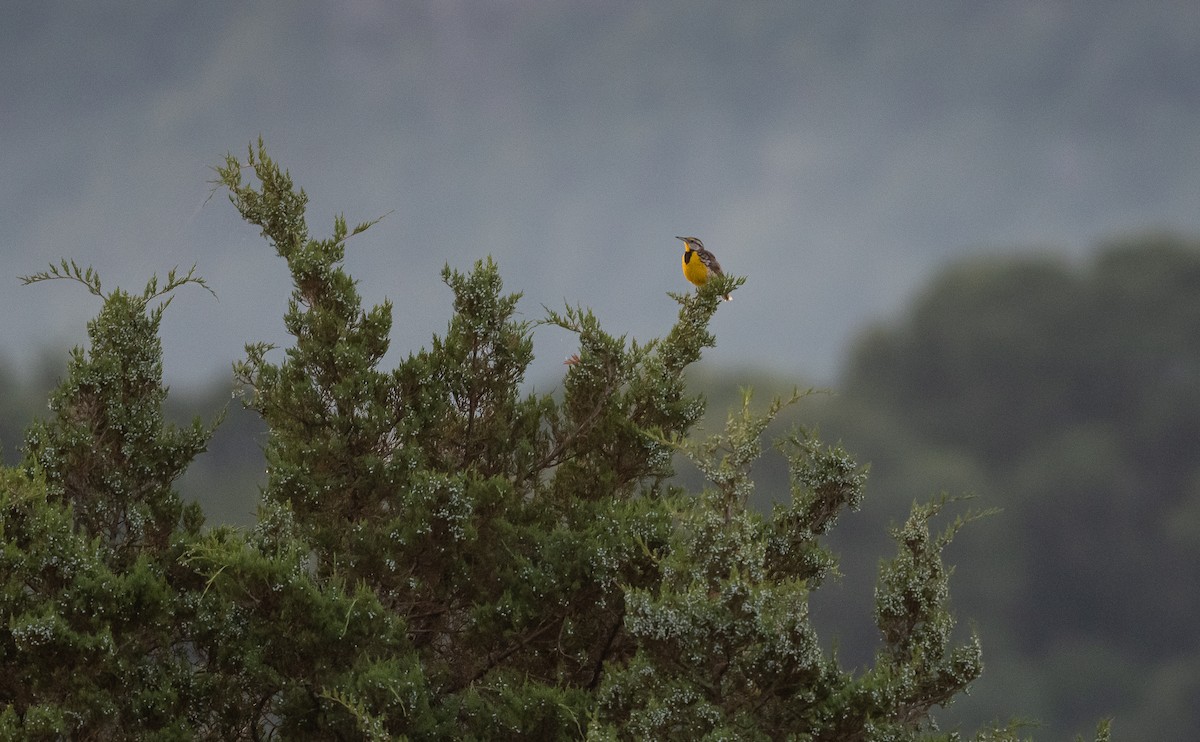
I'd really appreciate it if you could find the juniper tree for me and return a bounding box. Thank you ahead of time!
[201,141,1006,739]
[205,141,730,736]
[3,264,216,738]
[20,262,216,563]
[0,141,1111,740]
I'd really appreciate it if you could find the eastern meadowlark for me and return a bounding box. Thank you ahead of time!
[676,236,731,301]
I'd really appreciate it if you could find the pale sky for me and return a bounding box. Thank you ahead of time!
[3,1,1199,387]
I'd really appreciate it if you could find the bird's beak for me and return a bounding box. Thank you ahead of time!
[674,236,685,242]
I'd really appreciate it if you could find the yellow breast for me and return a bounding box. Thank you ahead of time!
[682,249,709,287]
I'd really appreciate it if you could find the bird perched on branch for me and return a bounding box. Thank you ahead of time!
[676,236,731,301]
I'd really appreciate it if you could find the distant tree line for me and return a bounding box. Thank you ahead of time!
[716,233,1200,739]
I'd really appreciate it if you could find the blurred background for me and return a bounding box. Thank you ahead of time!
[3,2,1199,737]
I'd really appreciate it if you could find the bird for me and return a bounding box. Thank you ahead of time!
[676,236,731,301]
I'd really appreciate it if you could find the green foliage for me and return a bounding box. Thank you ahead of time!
[1,141,1023,738]
[19,262,216,562]
[206,141,730,736]
[0,264,220,738]
[3,406,200,738]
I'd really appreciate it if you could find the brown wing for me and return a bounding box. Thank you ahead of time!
[697,248,723,276]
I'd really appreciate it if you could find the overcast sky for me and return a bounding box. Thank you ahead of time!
[4,1,1199,388]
